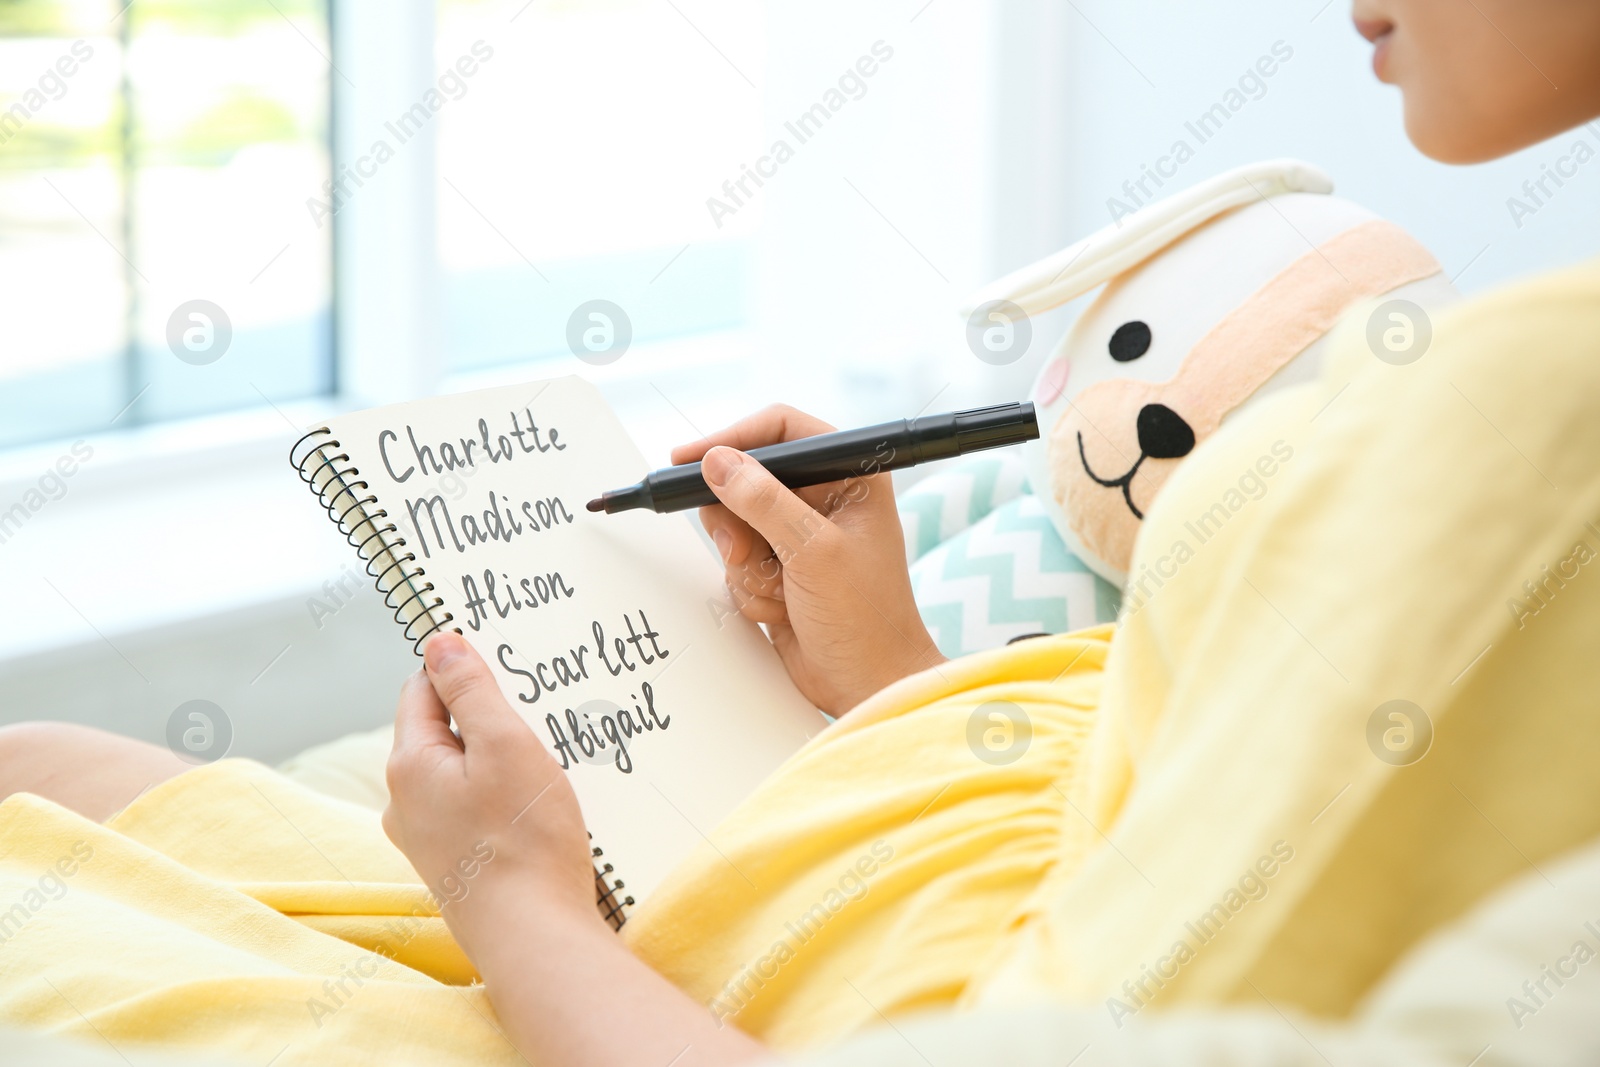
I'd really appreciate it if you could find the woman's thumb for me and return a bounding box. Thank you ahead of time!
[701,447,829,561]
[422,631,518,745]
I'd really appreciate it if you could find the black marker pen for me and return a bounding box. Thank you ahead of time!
[586,402,1038,516]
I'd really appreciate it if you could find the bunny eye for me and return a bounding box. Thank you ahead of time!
[1109,321,1152,362]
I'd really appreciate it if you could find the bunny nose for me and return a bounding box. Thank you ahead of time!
[1136,403,1195,459]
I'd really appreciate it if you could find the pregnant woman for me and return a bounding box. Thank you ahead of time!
[4,1,1600,1064]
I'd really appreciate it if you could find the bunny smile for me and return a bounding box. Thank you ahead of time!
[1075,403,1197,521]
[1077,432,1149,520]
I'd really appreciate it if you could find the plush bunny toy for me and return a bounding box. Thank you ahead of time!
[964,159,1458,587]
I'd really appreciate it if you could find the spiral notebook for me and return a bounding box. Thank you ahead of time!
[290,376,828,928]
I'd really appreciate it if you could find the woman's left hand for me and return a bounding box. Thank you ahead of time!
[382,631,770,1067]
[382,631,600,951]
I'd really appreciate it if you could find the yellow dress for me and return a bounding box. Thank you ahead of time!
[5,260,1600,1063]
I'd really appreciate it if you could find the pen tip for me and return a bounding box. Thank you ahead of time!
[585,497,605,513]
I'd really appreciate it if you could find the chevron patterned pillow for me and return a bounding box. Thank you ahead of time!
[900,456,1121,658]
[898,453,1031,563]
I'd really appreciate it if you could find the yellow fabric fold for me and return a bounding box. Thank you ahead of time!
[626,627,1110,1047]
[980,262,1600,1019]
[0,762,512,1065]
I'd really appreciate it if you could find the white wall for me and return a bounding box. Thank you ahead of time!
[746,0,1156,430]
[1052,0,1597,300]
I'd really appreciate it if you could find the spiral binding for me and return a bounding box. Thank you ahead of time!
[290,427,635,929]
[290,427,458,655]
[590,833,636,931]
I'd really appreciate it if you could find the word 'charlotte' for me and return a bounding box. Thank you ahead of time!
[373,408,574,559]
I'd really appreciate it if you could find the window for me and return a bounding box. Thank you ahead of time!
[0,0,332,450]
[433,0,765,371]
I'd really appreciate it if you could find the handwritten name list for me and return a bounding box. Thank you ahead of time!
[366,400,677,775]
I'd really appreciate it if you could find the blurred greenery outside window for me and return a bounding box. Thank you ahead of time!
[0,0,333,449]
[0,0,764,450]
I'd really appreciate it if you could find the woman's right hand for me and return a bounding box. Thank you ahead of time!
[672,405,946,717]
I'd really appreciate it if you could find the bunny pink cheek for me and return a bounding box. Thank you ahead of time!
[1038,358,1072,406]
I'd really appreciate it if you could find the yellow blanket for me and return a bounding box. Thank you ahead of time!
[4,259,1600,1062]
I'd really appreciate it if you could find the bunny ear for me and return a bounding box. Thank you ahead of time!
[960,158,1334,318]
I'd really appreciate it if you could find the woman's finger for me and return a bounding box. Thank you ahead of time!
[670,404,837,465]
[700,502,785,599]
[422,631,523,748]
[729,550,784,601]
[393,667,461,755]
[701,447,838,564]
[698,503,765,569]
[734,592,789,626]
[706,475,867,544]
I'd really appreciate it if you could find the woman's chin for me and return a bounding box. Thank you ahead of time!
[1402,105,1517,165]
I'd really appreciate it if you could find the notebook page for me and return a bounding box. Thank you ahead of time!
[323,375,827,901]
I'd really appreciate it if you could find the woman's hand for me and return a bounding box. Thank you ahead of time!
[672,404,946,716]
[383,631,599,952]
[383,633,769,1067]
